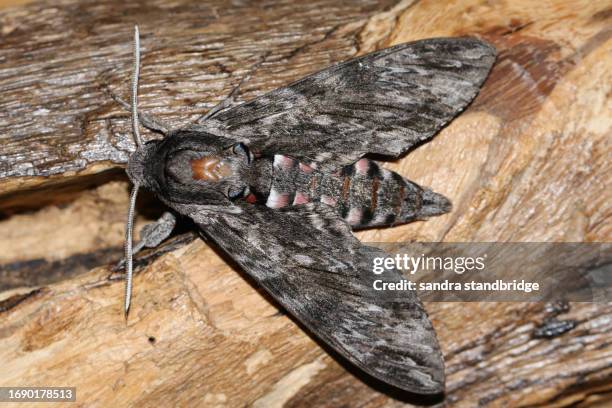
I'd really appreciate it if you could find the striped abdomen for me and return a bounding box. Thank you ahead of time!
[265,155,451,229]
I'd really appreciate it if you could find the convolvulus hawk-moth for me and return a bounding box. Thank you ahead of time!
[120,26,495,394]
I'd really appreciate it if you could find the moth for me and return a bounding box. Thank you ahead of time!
[120,26,495,395]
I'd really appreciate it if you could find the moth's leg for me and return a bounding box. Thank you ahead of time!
[111,93,171,136]
[116,212,177,268]
[197,53,269,123]
[198,84,242,122]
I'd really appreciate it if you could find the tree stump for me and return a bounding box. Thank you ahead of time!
[0,0,610,406]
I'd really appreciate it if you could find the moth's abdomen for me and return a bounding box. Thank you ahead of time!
[264,155,317,208]
[334,159,451,228]
[266,155,451,229]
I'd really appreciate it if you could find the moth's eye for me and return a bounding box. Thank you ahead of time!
[227,186,247,200]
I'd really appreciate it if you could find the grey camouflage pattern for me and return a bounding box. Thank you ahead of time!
[126,37,496,394]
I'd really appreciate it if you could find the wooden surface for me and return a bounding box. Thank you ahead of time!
[0,0,611,407]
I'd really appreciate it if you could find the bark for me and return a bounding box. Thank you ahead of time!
[0,0,610,407]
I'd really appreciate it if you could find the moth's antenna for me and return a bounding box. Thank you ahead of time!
[124,25,142,319]
[131,25,144,148]
[124,181,139,318]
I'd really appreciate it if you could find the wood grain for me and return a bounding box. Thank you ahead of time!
[0,0,610,407]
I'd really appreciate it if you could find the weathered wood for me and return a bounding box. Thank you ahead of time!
[0,0,395,201]
[0,0,610,407]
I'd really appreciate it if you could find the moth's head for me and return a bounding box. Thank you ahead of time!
[126,140,159,188]
[128,132,253,206]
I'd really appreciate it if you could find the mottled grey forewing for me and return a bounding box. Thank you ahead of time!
[190,203,444,394]
[195,37,495,170]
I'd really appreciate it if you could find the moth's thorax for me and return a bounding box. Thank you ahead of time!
[166,150,236,185]
[190,156,232,181]
[158,138,253,204]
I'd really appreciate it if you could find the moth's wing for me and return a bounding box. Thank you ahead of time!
[191,203,444,394]
[196,37,495,171]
